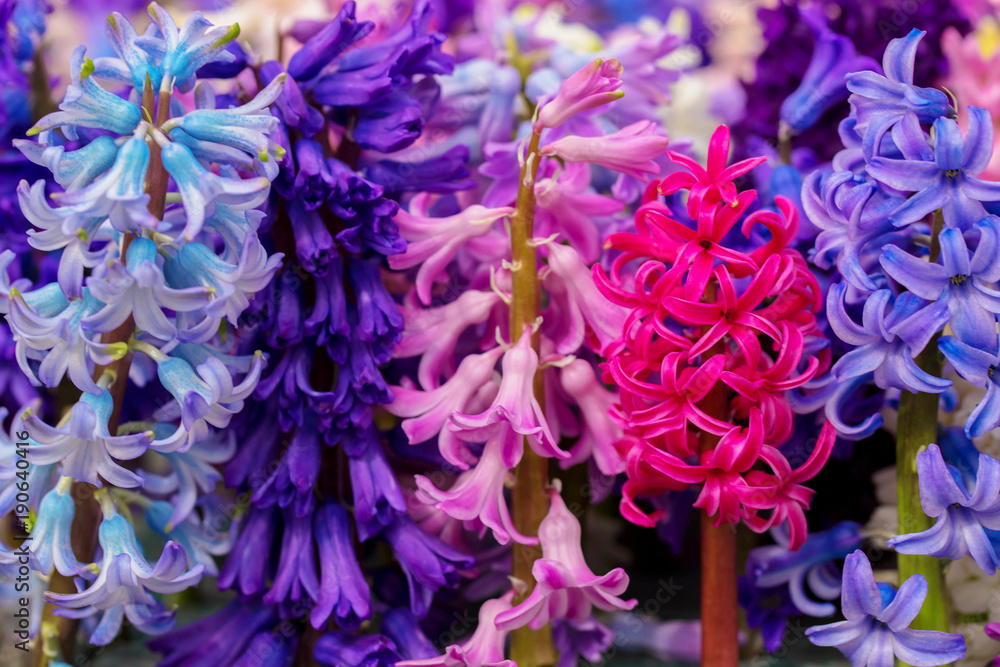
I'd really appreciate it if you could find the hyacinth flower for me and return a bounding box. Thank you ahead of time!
[741,521,862,651]
[0,2,289,657]
[493,485,636,631]
[889,443,1000,573]
[596,123,835,664]
[806,550,966,666]
[46,491,204,645]
[779,8,879,133]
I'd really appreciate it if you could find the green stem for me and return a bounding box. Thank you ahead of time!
[32,78,172,667]
[508,126,556,667]
[896,211,950,664]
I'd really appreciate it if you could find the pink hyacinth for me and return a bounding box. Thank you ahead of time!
[394,290,502,390]
[389,200,514,304]
[494,485,637,631]
[448,333,568,463]
[387,347,504,469]
[596,124,834,550]
[658,124,766,219]
[415,426,538,546]
[539,120,669,179]
[558,358,625,477]
[535,58,625,129]
[543,242,628,355]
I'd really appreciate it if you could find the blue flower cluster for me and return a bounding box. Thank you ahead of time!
[803,28,1000,441]
[0,2,286,647]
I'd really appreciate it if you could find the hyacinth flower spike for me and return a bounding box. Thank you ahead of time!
[806,550,966,666]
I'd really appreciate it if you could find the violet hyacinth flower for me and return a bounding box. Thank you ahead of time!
[29,479,98,577]
[310,502,371,630]
[868,107,1000,229]
[888,444,1000,574]
[315,632,401,667]
[846,28,952,158]
[940,332,1000,436]
[779,9,879,132]
[494,485,637,632]
[827,285,952,394]
[806,550,966,666]
[880,217,1000,350]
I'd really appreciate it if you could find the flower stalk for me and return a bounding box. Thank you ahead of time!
[895,210,950,652]
[508,125,556,667]
[698,285,739,667]
[32,77,172,667]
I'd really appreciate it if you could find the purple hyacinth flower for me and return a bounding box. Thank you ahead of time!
[880,216,1000,351]
[292,138,337,210]
[888,443,1000,574]
[347,258,403,365]
[218,504,277,597]
[806,550,966,666]
[868,107,1000,230]
[552,616,615,667]
[262,507,320,607]
[286,1,372,82]
[349,434,406,541]
[746,521,862,618]
[314,632,401,667]
[827,285,952,394]
[739,575,800,653]
[845,29,951,158]
[383,515,474,618]
[381,609,437,661]
[147,600,278,667]
[780,10,878,132]
[310,502,371,631]
[940,332,1000,437]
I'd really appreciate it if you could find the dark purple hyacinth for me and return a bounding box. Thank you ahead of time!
[731,0,970,163]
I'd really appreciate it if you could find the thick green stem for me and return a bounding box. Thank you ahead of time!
[32,80,172,667]
[896,211,950,663]
[508,127,556,667]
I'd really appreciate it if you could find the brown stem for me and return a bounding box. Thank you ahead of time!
[32,79,172,667]
[508,127,556,667]
[698,283,738,667]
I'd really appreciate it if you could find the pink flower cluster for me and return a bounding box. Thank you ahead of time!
[596,125,836,550]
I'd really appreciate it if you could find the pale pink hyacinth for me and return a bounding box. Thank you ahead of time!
[395,290,502,390]
[415,428,538,546]
[494,485,637,632]
[386,347,504,470]
[448,333,568,462]
[543,242,628,355]
[389,201,515,304]
[396,590,517,667]
[536,58,625,129]
[539,120,669,179]
[558,358,626,477]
